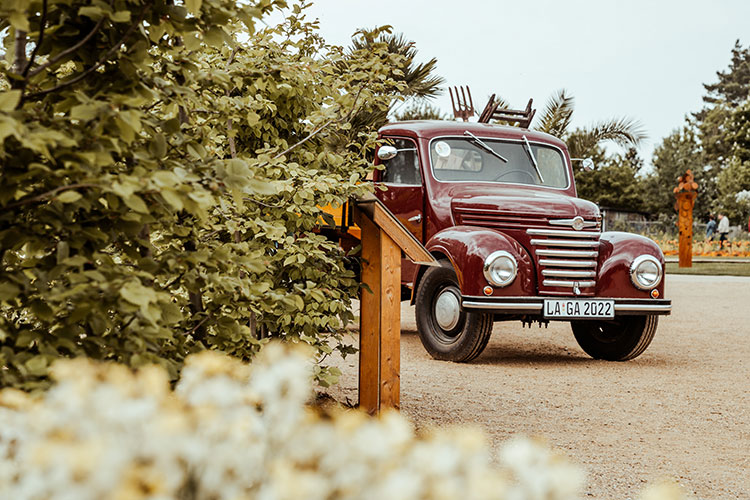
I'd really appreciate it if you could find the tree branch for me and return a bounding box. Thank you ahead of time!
[267,84,366,163]
[12,30,28,79]
[1,183,99,211]
[22,0,48,78]
[225,46,241,159]
[27,17,105,78]
[26,8,146,99]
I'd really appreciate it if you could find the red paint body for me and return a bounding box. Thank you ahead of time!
[373,121,668,314]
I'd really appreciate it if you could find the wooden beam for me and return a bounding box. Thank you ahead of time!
[355,196,437,266]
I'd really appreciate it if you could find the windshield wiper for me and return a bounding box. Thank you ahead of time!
[463,131,508,163]
[522,134,544,183]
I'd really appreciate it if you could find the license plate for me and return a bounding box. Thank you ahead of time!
[543,299,614,319]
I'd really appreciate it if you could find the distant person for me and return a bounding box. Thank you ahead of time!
[717,213,730,248]
[705,214,717,241]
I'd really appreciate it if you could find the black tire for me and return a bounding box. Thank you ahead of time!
[415,262,493,362]
[571,315,658,361]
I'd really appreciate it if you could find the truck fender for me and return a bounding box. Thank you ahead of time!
[411,226,535,302]
[597,231,666,298]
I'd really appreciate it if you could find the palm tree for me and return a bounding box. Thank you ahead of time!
[531,89,646,160]
[345,30,445,129]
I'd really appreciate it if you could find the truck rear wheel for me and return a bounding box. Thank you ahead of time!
[415,262,493,362]
[571,315,658,361]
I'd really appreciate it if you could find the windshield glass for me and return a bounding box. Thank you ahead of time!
[429,137,569,188]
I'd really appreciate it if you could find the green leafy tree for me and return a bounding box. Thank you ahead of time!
[641,126,711,218]
[652,40,750,222]
[694,41,750,203]
[716,100,750,221]
[575,147,646,211]
[0,1,404,389]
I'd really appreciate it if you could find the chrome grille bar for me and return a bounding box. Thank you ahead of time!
[536,249,598,258]
[542,269,597,278]
[527,229,601,238]
[549,218,598,228]
[530,238,599,248]
[539,259,597,268]
[543,279,596,288]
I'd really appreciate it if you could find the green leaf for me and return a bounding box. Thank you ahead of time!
[78,6,105,20]
[9,11,30,31]
[70,104,99,121]
[25,356,49,376]
[0,282,20,301]
[109,10,131,23]
[247,179,279,196]
[246,112,260,126]
[119,280,157,308]
[161,189,184,211]
[0,90,21,112]
[123,194,149,213]
[57,191,83,203]
[185,0,203,15]
[149,134,167,159]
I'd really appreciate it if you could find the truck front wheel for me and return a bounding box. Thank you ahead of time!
[571,315,658,361]
[415,262,493,362]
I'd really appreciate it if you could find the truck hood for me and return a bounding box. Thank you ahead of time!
[449,185,600,220]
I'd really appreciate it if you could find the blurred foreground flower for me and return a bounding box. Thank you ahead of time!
[0,342,681,500]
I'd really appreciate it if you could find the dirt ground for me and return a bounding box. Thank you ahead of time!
[324,274,750,499]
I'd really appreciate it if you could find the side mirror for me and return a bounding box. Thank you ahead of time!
[582,158,595,171]
[377,145,398,161]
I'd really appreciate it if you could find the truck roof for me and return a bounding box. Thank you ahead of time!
[379,120,567,149]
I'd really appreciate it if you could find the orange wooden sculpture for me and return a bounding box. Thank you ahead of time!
[673,170,698,267]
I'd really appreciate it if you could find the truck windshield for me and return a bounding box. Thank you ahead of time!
[429,137,569,188]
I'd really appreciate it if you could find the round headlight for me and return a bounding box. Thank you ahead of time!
[483,251,518,288]
[629,255,663,290]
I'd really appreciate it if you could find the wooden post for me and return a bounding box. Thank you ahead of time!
[674,170,698,268]
[355,208,401,413]
[350,196,437,415]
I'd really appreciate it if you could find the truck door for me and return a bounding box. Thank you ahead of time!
[374,137,425,288]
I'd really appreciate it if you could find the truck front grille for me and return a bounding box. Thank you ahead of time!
[527,228,600,294]
[455,210,549,229]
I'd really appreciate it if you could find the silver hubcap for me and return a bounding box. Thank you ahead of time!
[435,289,461,330]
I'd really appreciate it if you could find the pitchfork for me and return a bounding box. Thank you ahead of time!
[449,86,475,122]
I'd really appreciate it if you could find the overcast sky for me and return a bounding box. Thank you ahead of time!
[284,0,750,168]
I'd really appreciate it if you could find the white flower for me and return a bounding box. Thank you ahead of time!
[0,341,650,500]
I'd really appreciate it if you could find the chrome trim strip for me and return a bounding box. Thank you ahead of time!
[542,269,597,278]
[462,301,543,311]
[543,279,596,288]
[536,249,598,258]
[614,304,672,312]
[549,218,598,228]
[462,299,672,314]
[530,238,599,248]
[527,228,601,238]
[539,259,597,268]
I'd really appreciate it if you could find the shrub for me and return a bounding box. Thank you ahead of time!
[0,1,404,389]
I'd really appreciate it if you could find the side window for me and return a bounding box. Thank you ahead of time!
[382,138,422,185]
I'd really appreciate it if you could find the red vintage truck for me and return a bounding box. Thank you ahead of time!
[370,118,670,363]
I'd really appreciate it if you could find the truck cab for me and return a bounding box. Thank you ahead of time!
[373,120,671,362]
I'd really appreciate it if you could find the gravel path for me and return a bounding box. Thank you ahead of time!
[325,274,750,499]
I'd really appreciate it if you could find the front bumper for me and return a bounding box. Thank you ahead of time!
[461,296,672,316]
